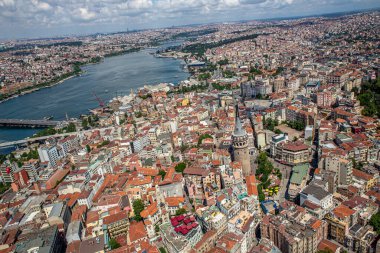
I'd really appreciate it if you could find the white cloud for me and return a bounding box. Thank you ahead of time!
[127,0,153,9]
[0,0,379,38]
[31,0,52,11]
[221,0,240,7]
[0,0,14,7]
[76,8,96,21]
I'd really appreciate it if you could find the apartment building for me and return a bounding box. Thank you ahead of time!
[103,211,129,240]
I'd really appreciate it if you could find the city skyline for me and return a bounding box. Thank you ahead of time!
[0,4,379,253]
[1,0,380,39]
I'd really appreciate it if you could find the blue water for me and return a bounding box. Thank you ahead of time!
[0,43,189,146]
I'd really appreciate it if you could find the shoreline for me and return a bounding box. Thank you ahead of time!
[0,75,77,104]
[0,47,142,104]
[0,40,190,148]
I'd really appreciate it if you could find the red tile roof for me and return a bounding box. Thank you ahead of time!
[318,239,340,253]
[333,204,355,219]
[128,221,147,243]
[103,211,128,225]
[246,175,258,196]
[352,169,373,181]
[140,202,158,219]
[165,197,185,207]
[282,141,309,152]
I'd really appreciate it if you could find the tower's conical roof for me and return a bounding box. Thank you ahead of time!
[233,102,247,137]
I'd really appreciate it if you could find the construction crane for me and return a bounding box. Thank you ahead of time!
[92,91,105,108]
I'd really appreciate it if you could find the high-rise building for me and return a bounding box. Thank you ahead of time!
[316,91,333,107]
[232,103,251,177]
[38,145,60,167]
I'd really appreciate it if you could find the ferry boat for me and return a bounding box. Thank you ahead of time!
[44,116,54,121]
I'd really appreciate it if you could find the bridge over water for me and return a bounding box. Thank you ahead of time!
[0,119,63,128]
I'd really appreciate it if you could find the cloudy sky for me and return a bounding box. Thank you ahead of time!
[1,0,379,39]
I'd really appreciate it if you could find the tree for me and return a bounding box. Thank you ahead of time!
[175,208,187,216]
[198,133,213,146]
[97,140,110,148]
[175,162,186,173]
[88,116,93,126]
[274,129,282,134]
[159,247,167,253]
[155,224,160,233]
[256,151,276,192]
[82,118,89,129]
[370,211,380,234]
[135,111,143,118]
[286,120,305,131]
[212,82,232,91]
[264,118,278,131]
[0,183,10,194]
[139,94,152,100]
[133,199,145,221]
[158,169,166,179]
[0,155,6,164]
[180,143,189,153]
[34,127,57,137]
[86,145,91,153]
[198,73,211,81]
[355,78,380,117]
[258,184,265,202]
[217,59,229,65]
[109,238,121,250]
[273,67,284,76]
[27,149,39,160]
[250,67,262,75]
[66,122,76,132]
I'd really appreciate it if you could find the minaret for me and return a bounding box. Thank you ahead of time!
[232,102,251,177]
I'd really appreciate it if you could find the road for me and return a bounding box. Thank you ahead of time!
[184,193,193,211]
[0,126,116,148]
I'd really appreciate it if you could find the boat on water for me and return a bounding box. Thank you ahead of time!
[154,54,165,58]
[44,116,54,121]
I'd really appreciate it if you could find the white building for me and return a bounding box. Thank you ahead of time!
[300,185,333,212]
[38,145,60,167]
